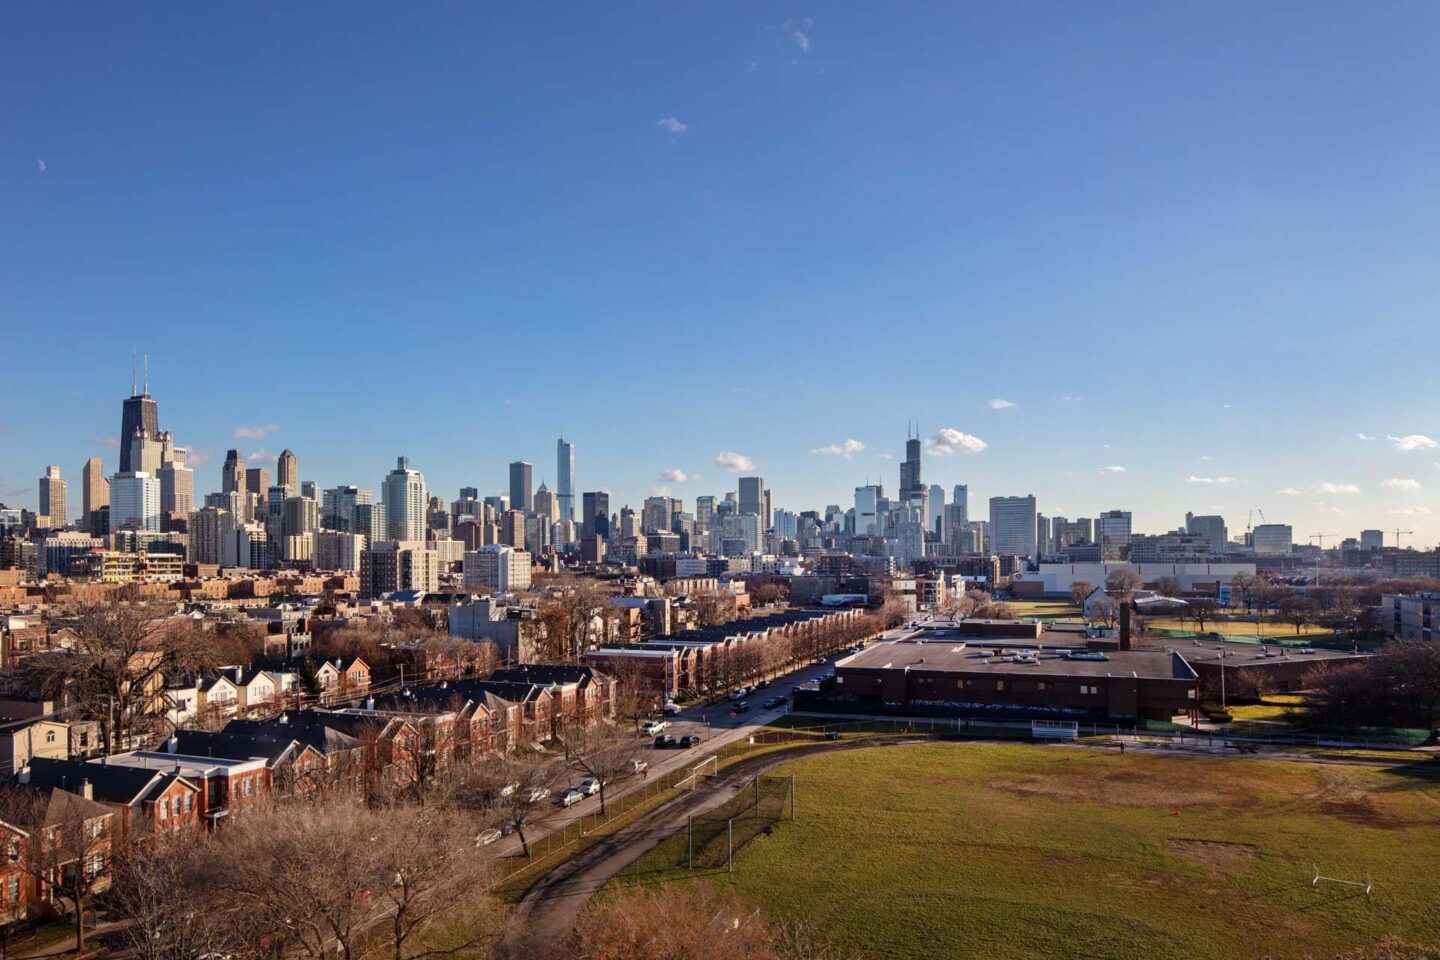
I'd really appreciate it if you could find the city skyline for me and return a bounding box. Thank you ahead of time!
[4,4,1439,543]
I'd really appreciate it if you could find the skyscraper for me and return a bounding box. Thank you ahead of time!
[926,484,945,537]
[1184,513,1228,554]
[38,466,67,530]
[82,457,108,534]
[276,449,298,494]
[952,484,969,524]
[245,466,270,501]
[989,495,1038,558]
[382,456,428,541]
[222,450,246,496]
[556,437,575,522]
[509,460,533,513]
[582,491,610,539]
[118,355,160,474]
[900,425,923,504]
[854,485,881,536]
[738,476,765,520]
[1096,509,1133,560]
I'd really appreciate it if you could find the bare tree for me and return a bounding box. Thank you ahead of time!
[1154,576,1183,599]
[1104,569,1143,603]
[481,753,569,860]
[1188,598,1218,634]
[1068,580,1094,610]
[110,827,223,960]
[1276,595,1318,636]
[1090,597,1119,629]
[556,720,638,816]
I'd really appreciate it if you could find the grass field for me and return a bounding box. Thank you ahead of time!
[618,742,1440,959]
[1225,695,1306,723]
[1007,600,1082,619]
[1144,616,1334,638]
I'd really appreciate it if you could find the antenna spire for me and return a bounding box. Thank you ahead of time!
[143,354,149,395]
[131,349,137,396]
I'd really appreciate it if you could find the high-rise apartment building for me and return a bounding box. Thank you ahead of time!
[508,460,533,513]
[110,472,161,532]
[556,437,575,522]
[695,495,715,533]
[382,456,428,541]
[952,484,969,524]
[926,484,945,537]
[533,483,559,524]
[315,530,366,573]
[463,544,532,593]
[189,505,234,565]
[276,449,298,494]
[82,457,108,535]
[1052,517,1093,548]
[989,495,1038,558]
[854,485,882,536]
[1360,529,1385,550]
[322,485,373,532]
[38,466,67,530]
[360,540,439,599]
[158,448,194,516]
[1252,524,1293,556]
[354,502,387,545]
[245,466,271,502]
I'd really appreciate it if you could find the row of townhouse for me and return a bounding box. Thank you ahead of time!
[585,607,872,700]
[3,662,615,925]
[1,790,115,927]
[163,657,371,727]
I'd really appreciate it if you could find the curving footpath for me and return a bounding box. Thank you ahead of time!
[499,738,925,954]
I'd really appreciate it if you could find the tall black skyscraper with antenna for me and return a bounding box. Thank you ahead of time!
[900,421,923,504]
[118,353,160,473]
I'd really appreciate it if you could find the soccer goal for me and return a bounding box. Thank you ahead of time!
[675,755,718,791]
[1312,864,1372,897]
[1031,719,1080,739]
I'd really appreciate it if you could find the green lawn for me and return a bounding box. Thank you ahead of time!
[1145,616,1333,638]
[1224,694,1307,723]
[1007,600,1082,619]
[619,742,1440,959]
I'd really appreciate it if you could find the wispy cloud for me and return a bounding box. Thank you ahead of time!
[794,31,812,53]
[1060,395,1081,403]
[1186,476,1235,484]
[187,448,216,469]
[715,451,755,474]
[233,423,279,440]
[1388,434,1438,452]
[926,429,987,456]
[988,398,1018,410]
[1315,482,1361,494]
[811,439,866,458]
[876,453,894,461]
[245,448,271,462]
[503,398,514,407]
[1099,465,1127,474]
[659,469,689,483]
[1391,505,1432,515]
[91,436,122,450]
[1276,487,1301,496]
[657,116,688,134]
[36,159,46,173]
[1383,477,1422,491]
[1199,455,1212,461]
[1356,433,1376,441]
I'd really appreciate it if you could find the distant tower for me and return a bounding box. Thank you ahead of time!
[509,460,533,513]
[556,437,575,522]
[82,457,109,534]
[382,456,428,541]
[38,466,67,529]
[276,449,298,494]
[118,353,160,474]
[900,422,924,504]
[222,450,246,496]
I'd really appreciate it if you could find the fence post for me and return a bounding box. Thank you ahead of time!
[688,815,693,869]
[755,774,760,808]
[790,774,795,820]
[728,818,734,874]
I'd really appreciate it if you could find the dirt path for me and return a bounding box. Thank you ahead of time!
[500,738,922,954]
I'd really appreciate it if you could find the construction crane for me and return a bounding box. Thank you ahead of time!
[1309,533,1337,549]
[1391,529,1415,549]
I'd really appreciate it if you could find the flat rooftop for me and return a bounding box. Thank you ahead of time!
[1160,638,1368,668]
[837,640,1195,681]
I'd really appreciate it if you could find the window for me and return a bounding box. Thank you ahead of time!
[158,799,168,819]
[88,818,104,839]
[5,875,17,904]
[1080,685,1099,696]
[995,680,1005,691]
[84,852,104,880]
[1036,682,1047,691]
[183,793,194,813]
[45,730,56,744]
[241,777,253,797]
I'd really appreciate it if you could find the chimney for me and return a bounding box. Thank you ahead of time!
[80,779,93,801]
[1119,604,1132,651]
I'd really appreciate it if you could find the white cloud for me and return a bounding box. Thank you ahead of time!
[1356,433,1376,441]
[1388,434,1439,452]
[36,159,46,173]
[187,448,215,469]
[1315,482,1361,494]
[1275,487,1301,496]
[503,398,514,406]
[657,116,688,134]
[660,469,689,483]
[1383,477,1422,491]
[1390,505,1432,515]
[876,453,894,461]
[794,31,811,53]
[1186,476,1235,485]
[988,398,1018,410]
[926,429,987,456]
[1099,465,1127,474]
[233,423,279,440]
[1199,455,1212,461]
[244,448,271,462]
[1060,395,1081,403]
[714,451,755,474]
[811,439,866,459]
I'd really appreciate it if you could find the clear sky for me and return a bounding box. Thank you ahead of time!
[3,2,1438,544]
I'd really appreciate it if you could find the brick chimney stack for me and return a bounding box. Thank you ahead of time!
[1119,603,1132,651]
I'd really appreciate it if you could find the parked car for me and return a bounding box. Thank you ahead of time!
[640,719,667,735]
[663,702,682,716]
[557,788,584,808]
[733,701,750,713]
[757,679,771,689]
[812,657,827,665]
[630,758,649,774]
[525,787,550,804]
[790,686,802,695]
[653,734,677,748]
[476,828,503,847]
[679,734,701,748]
[762,696,784,709]
[579,778,602,796]
[729,688,748,701]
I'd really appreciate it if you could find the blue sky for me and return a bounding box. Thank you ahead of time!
[3,2,1439,544]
